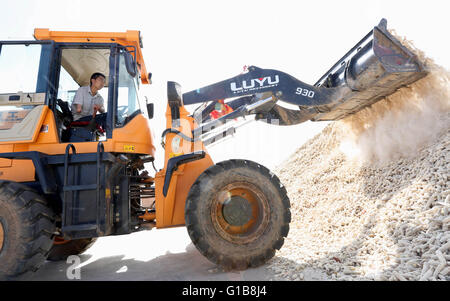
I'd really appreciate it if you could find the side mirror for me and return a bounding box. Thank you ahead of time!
[124,51,137,77]
[148,72,152,84]
[146,103,154,119]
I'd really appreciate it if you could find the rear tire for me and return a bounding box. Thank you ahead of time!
[0,181,55,280]
[185,159,291,270]
[47,237,97,261]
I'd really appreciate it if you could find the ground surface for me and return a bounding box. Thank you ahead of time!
[28,227,281,281]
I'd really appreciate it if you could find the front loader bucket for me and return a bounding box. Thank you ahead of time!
[310,18,427,121]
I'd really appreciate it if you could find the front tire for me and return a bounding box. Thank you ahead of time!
[0,181,55,280]
[185,159,291,270]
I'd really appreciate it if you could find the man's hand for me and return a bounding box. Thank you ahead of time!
[93,104,105,114]
[92,106,98,118]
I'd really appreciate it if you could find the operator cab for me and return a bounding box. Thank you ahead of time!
[0,31,151,144]
[54,46,142,142]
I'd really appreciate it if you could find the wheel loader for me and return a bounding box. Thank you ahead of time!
[0,19,426,279]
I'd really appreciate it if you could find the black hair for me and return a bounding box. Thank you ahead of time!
[90,72,106,86]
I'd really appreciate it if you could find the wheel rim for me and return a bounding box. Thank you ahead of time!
[0,221,4,253]
[212,182,270,244]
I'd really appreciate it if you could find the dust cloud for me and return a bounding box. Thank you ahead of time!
[339,32,450,164]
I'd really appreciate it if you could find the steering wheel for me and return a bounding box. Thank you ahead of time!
[117,106,142,125]
[117,105,128,123]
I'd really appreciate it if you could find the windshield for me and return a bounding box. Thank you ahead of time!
[116,52,140,126]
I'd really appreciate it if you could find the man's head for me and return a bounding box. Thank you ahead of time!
[90,72,106,91]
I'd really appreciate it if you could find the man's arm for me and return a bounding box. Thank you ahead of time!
[72,87,84,113]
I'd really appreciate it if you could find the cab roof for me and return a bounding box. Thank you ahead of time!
[33,28,151,85]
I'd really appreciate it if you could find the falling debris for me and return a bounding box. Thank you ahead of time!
[268,32,450,281]
[339,30,450,164]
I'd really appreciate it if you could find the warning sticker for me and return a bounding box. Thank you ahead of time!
[123,145,135,152]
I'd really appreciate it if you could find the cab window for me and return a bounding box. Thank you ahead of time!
[57,48,110,111]
[116,52,140,126]
[0,44,42,94]
[0,43,47,142]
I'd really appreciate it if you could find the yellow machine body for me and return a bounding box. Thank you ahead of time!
[0,29,213,230]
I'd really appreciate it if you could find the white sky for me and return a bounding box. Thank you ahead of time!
[1,0,449,169]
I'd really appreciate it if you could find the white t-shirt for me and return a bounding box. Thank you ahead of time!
[71,85,104,120]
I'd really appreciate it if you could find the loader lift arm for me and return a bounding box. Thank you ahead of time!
[183,65,338,107]
[182,18,427,138]
[184,65,334,127]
